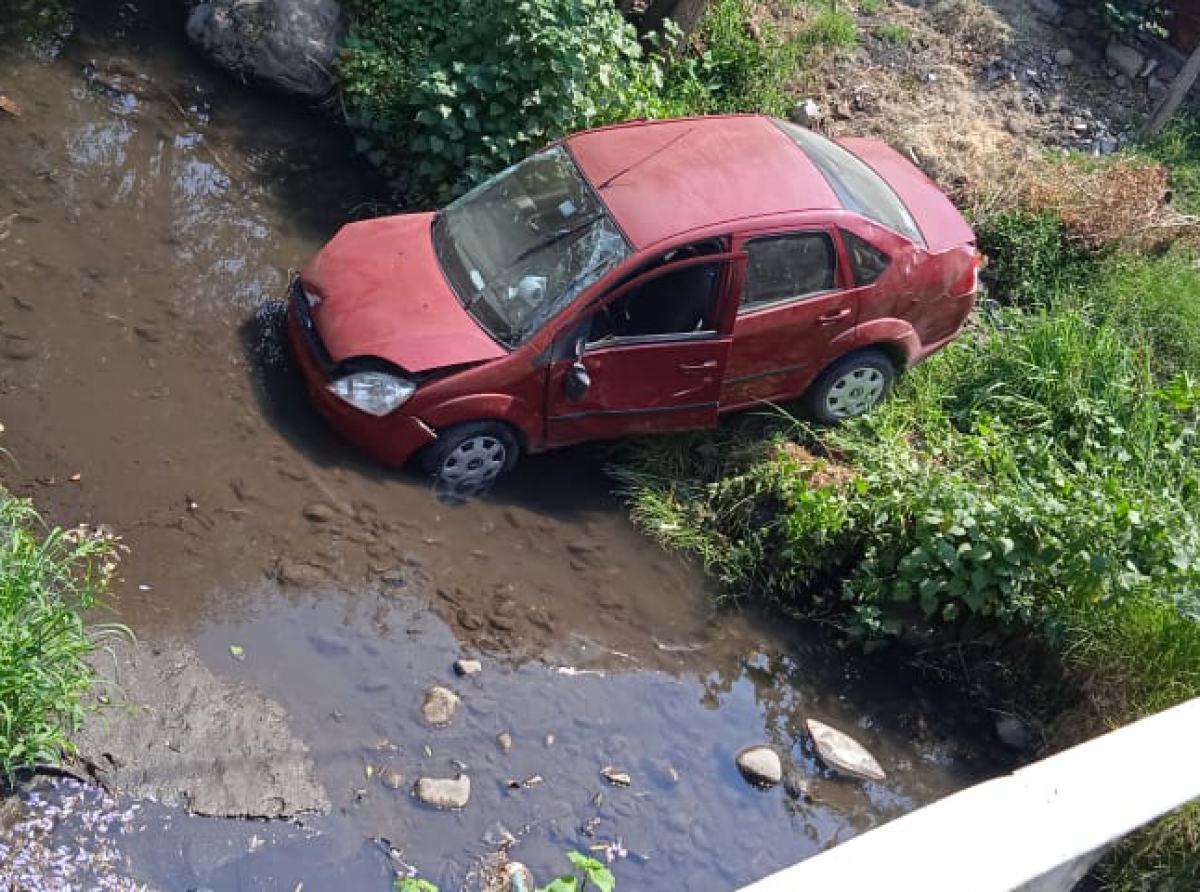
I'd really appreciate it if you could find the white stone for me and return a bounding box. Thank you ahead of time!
[806,719,886,781]
[454,658,483,677]
[421,685,461,726]
[414,774,470,809]
[736,745,783,788]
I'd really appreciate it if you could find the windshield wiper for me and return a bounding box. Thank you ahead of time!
[510,212,602,267]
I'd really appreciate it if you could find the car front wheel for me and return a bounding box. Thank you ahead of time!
[420,421,520,498]
[803,349,896,424]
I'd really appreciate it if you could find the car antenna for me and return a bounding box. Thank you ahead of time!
[596,127,694,191]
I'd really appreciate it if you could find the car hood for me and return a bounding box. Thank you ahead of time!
[300,212,506,373]
[837,137,975,254]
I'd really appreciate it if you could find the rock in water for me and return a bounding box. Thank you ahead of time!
[996,715,1034,751]
[454,658,483,677]
[506,862,536,892]
[186,0,342,97]
[735,745,783,788]
[421,685,461,726]
[806,719,886,781]
[414,774,470,809]
[302,502,337,523]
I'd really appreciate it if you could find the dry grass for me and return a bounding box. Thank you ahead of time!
[1018,157,1200,248]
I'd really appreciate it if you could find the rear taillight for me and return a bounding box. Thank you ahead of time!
[972,250,988,293]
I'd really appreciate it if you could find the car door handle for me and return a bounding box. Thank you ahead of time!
[817,308,852,324]
[678,360,718,375]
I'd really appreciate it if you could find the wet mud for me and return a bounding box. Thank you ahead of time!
[1,4,1016,890]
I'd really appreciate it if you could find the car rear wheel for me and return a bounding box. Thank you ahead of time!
[420,421,520,498]
[803,349,896,424]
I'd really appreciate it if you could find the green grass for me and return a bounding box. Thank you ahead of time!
[795,7,859,51]
[873,22,910,43]
[0,496,115,779]
[1137,112,1200,215]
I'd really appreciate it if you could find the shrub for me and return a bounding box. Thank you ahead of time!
[0,497,116,778]
[339,0,667,202]
[974,209,1096,306]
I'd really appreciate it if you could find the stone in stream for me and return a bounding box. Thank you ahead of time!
[276,560,328,588]
[454,658,483,677]
[496,731,513,753]
[806,719,886,782]
[735,745,783,788]
[783,770,813,801]
[186,0,343,97]
[414,774,470,809]
[301,502,337,523]
[421,685,461,726]
[506,861,536,892]
[996,715,1035,751]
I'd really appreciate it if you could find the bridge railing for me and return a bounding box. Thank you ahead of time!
[739,697,1200,892]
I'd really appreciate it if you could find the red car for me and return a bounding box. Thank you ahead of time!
[288,115,981,494]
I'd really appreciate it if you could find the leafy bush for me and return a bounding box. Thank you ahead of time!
[0,497,116,778]
[0,0,71,48]
[974,209,1097,306]
[339,0,667,202]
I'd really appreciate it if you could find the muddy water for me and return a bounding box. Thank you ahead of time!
[1,5,1012,890]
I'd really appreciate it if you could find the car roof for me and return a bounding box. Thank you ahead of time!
[565,115,840,251]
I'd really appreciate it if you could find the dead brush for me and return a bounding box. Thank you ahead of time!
[1017,157,1200,249]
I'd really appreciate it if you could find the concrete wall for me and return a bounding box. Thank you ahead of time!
[740,698,1200,892]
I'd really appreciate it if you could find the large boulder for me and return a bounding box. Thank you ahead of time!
[186,0,343,97]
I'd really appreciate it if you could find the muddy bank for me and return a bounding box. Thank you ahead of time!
[75,638,328,818]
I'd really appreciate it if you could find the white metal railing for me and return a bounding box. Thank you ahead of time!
[739,697,1200,892]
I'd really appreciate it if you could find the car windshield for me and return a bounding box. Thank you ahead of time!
[433,146,630,348]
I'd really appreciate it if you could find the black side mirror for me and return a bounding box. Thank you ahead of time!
[565,362,591,401]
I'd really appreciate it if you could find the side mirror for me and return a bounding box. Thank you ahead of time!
[565,362,591,401]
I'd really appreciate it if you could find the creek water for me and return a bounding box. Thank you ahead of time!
[0,4,1014,890]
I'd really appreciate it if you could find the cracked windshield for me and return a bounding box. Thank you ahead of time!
[2,1,1199,891]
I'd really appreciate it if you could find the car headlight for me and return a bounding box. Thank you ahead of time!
[327,371,415,417]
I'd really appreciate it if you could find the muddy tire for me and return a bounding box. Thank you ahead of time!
[420,421,520,498]
[802,349,895,425]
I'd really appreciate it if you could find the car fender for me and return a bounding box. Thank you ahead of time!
[419,393,540,450]
[850,318,921,368]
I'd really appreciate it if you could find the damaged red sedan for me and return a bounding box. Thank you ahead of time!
[289,114,981,494]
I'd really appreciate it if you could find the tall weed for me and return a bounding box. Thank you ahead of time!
[0,497,116,778]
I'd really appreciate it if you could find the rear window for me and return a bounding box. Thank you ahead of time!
[774,119,925,247]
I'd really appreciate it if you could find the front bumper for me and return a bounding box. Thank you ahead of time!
[287,284,436,468]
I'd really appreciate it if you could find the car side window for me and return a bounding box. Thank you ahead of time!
[842,230,892,285]
[741,233,837,312]
[586,260,723,345]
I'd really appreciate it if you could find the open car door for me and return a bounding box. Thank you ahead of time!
[544,251,745,447]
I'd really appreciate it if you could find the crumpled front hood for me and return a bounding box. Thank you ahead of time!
[300,212,506,374]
